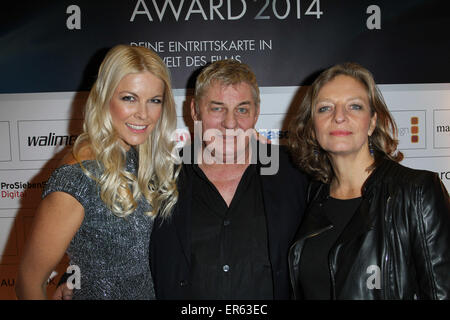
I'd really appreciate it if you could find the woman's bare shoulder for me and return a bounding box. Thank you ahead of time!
[59,142,96,167]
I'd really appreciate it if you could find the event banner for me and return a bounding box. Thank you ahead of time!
[1,0,449,93]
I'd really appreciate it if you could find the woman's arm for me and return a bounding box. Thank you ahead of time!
[413,174,450,299]
[15,191,84,299]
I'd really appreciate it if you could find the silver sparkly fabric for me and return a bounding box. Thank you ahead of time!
[42,147,155,300]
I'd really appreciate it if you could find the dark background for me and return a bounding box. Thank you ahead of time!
[1,0,449,93]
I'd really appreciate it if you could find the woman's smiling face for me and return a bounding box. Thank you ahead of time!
[109,71,164,150]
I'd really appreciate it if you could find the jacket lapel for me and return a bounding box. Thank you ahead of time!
[332,159,392,246]
[291,183,334,248]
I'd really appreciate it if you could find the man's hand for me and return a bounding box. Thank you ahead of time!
[52,282,73,300]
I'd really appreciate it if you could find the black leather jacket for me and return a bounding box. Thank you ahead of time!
[288,158,450,299]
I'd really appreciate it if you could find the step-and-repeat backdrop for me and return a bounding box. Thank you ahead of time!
[0,0,449,299]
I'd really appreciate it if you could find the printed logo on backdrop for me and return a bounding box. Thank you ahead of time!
[400,156,450,194]
[439,170,450,183]
[433,109,450,149]
[17,120,83,161]
[257,129,289,145]
[391,110,426,150]
[0,169,51,209]
[0,122,12,162]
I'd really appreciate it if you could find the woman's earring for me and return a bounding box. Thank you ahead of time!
[313,147,320,158]
[369,136,374,157]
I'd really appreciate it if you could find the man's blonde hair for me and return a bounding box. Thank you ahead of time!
[194,59,260,113]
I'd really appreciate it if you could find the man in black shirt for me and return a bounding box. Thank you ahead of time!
[150,60,309,299]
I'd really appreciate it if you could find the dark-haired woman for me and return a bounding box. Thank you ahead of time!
[288,62,450,299]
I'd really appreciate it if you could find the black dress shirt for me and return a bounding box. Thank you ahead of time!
[189,163,274,299]
[150,144,309,300]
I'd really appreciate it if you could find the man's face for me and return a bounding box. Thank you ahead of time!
[191,81,260,163]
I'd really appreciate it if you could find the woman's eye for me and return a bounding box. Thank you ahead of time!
[317,106,331,113]
[121,95,135,102]
[350,104,363,110]
[151,98,162,104]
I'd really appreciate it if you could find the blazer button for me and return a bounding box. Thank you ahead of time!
[180,280,188,287]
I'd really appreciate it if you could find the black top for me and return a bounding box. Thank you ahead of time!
[299,196,362,299]
[190,163,273,299]
[289,159,450,300]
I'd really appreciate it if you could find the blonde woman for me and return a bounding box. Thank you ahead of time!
[16,45,179,299]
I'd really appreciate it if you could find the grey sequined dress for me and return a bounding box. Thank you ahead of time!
[42,147,155,300]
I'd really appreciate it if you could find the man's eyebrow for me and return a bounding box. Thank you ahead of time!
[208,100,252,106]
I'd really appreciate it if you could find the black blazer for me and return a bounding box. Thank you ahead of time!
[150,144,309,299]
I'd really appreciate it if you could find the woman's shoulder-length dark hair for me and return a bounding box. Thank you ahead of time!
[288,62,403,184]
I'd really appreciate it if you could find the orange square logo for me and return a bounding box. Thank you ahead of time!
[411,117,419,125]
[411,126,419,134]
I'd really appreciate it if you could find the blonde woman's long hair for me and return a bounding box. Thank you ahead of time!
[73,45,179,219]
